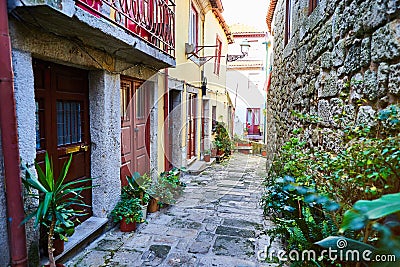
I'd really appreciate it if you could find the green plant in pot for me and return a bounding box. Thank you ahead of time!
[147,183,161,213]
[111,196,143,232]
[123,172,151,199]
[213,121,232,156]
[157,168,186,205]
[21,153,93,267]
[123,172,152,220]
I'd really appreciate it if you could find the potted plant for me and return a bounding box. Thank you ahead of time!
[111,197,142,232]
[147,168,186,211]
[123,172,152,218]
[51,221,75,256]
[203,149,211,162]
[213,140,224,156]
[22,153,93,267]
[147,195,160,213]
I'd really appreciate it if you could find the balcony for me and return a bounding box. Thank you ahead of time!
[76,0,175,58]
[8,0,175,68]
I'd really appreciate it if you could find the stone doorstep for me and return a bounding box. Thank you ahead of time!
[41,216,108,265]
[187,156,198,167]
[205,157,217,166]
[187,160,207,175]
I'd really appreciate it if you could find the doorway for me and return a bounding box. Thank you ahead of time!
[34,59,92,256]
[120,77,150,184]
[187,93,196,159]
[34,59,92,220]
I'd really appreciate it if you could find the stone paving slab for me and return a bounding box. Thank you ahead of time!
[65,154,283,267]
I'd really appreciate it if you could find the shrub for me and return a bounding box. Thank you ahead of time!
[261,104,400,266]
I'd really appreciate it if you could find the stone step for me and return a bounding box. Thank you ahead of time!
[187,160,207,175]
[41,216,108,265]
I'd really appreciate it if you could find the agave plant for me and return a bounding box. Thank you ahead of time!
[22,153,93,267]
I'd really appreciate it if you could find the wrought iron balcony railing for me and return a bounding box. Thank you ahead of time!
[76,0,175,58]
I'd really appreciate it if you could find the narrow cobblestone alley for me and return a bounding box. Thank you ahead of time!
[66,154,278,266]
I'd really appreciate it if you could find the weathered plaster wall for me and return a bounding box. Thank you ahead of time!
[89,71,121,218]
[0,129,10,266]
[267,0,400,169]
[12,49,40,266]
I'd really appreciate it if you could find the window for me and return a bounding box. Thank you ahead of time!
[189,4,198,47]
[285,0,294,46]
[35,99,45,150]
[308,0,319,15]
[136,85,145,118]
[56,101,82,146]
[214,36,222,75]
[120,81,130,121]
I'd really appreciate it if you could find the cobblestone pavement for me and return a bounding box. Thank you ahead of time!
[66,153,281,266]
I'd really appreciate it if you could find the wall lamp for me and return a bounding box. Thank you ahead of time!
[185,43,219,66]
[227,39,251,62]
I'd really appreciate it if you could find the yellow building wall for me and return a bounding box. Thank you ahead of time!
[203,10,231,132]
[168,0,202,84]
[161,0,231,167]
[203,11,228,92]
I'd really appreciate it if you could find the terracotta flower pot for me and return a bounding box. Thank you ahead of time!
[120,217,136,232]
[211,149,217,157]
[147,198,159,213]
[204,154,211,162]
[261,151,267,156]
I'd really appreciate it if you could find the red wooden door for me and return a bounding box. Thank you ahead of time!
[246,108,261,135]
[120,78,150,183]
[187,93,196,159]
[34,59,92,221]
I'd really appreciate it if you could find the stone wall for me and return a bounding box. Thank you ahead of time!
[267,0,400,169]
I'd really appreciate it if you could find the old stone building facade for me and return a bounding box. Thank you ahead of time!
[2,0,175,265]
[266,0,400,168]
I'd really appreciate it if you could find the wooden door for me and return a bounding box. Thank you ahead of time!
[187,93,196,159]
[120,77,150,183]
[246,108,261,135]
[34,59,92,221]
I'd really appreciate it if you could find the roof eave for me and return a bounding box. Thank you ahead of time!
[266,0,278,34]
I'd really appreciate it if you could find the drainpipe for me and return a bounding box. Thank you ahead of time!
[0,1,28,266]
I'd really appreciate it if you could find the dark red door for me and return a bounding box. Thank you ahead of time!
[120,77,150,183]
[187,93,196,159]
[34,59,92,220]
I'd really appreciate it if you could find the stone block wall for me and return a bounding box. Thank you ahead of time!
[267,0,400,169]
